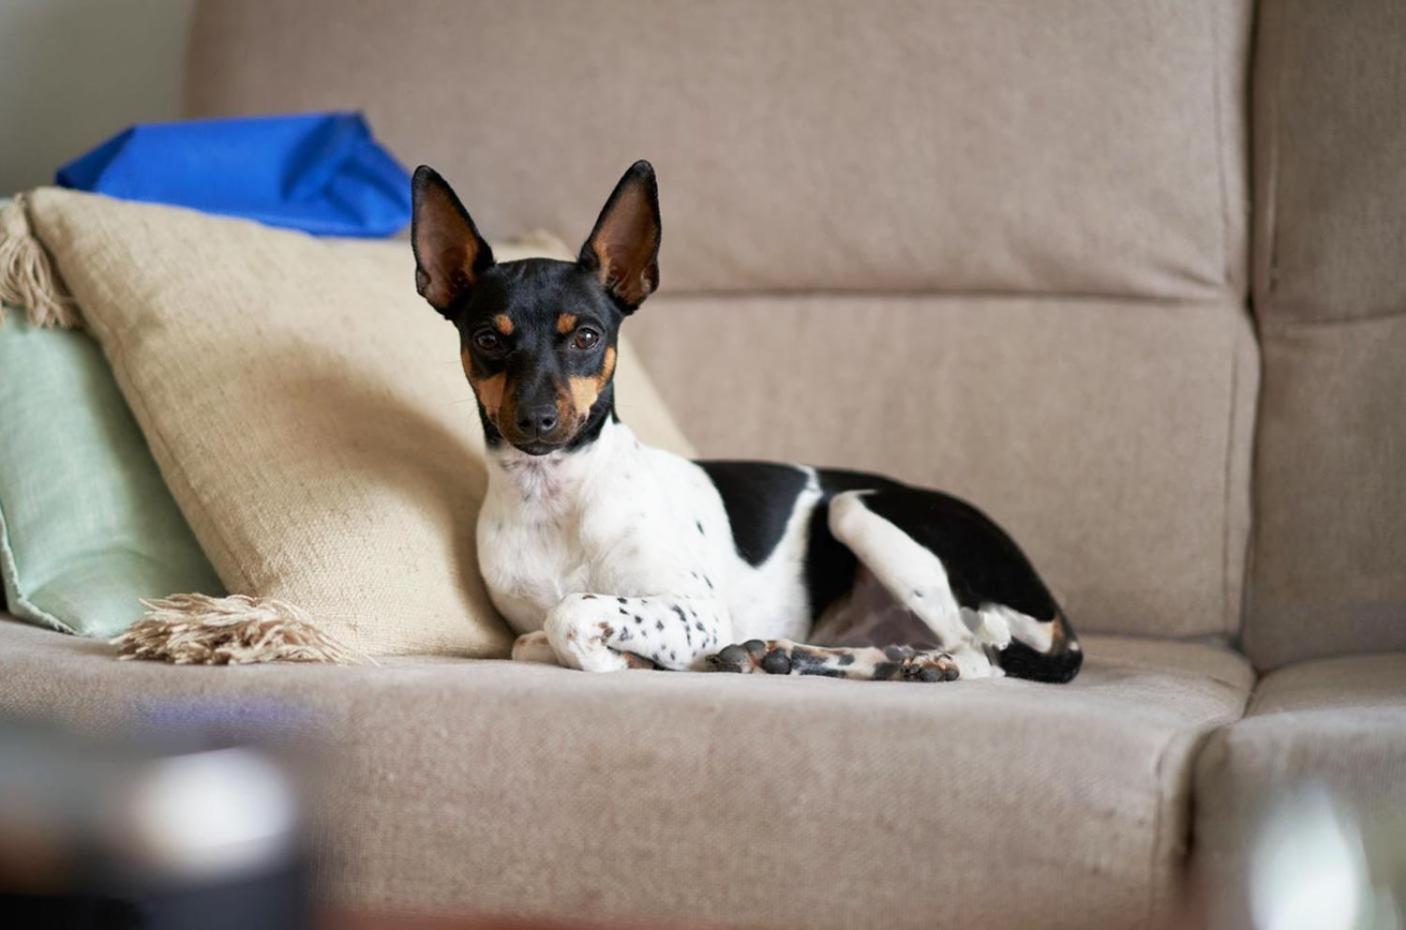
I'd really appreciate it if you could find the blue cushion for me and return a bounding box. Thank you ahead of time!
[56,112,411,237]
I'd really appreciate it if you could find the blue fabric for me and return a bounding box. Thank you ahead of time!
[56,113,412,237]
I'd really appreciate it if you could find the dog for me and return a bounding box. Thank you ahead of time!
[410,160,1082,683]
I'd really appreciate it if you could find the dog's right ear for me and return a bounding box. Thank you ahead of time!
[411,166,495,318]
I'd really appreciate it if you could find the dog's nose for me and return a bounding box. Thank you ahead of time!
[515,404,559,436]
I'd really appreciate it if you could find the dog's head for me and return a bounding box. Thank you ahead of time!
[411,161,661,456]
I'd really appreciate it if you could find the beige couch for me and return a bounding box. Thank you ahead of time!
[3,1,1403,927]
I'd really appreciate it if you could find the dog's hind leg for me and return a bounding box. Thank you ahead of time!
[706,638,960,681]
[822,490,1000,679]
[827,489,1081,683]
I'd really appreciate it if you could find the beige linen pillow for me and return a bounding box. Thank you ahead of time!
[23,188,694,658]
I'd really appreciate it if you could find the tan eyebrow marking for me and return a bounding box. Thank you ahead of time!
[556,312,579,335]
[493,314,514,335]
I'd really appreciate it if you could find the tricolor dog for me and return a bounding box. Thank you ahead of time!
[411,161,1082,683]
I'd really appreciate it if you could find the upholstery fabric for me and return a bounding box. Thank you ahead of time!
[0,314,223,637]
[1193,653,1406,928]
[0,617,1252,929]
[185,0,1251,300]
[24,188,693,657]
[1244,0,1406,668]
[628,294,1259,639]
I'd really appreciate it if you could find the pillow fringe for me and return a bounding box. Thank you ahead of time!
[112,593,370,666]
[0,193,80,329]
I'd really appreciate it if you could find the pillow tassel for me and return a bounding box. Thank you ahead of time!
[0,193,80,329]
[113,593,370,666]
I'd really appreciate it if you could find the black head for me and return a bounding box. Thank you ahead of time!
[412,161,661,455]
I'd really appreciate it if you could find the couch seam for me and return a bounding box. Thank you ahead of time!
[1146,728,1182,923]
[1209,0,1232,292]
[1258,307,1406,329]
[655,287,1232,307]
[1241,0,1281,665]
[1221,325,1241,639]
[1260,0,1283,312]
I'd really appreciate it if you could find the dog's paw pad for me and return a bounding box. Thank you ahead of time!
[901,652,961,682]
[760,647,792,675]
[706,640,786,673]
[706,643,753,673]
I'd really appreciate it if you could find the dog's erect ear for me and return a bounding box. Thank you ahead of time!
[411,166,495,318]
[579,160,661,312]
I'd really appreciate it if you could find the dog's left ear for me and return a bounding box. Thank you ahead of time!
[580,160,661,313]
[412,165,495,319]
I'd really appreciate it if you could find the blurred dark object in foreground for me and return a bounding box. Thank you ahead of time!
[0,716,311,930]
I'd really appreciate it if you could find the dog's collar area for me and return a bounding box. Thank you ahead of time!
[488,416,634,502]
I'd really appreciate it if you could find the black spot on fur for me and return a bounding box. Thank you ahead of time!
[837,652,855,666]
[695,461,808,566]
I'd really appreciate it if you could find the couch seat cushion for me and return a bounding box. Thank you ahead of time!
[1194,653,1406,929]
[0,617,1250,929]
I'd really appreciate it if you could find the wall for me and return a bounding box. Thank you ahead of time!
[0,0,194,194]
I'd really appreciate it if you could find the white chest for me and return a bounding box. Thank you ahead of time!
[476,497,590,633]
[475,421,817,643]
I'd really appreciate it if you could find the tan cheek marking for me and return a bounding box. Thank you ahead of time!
[556,312,578,335]
[566,347,617,418]
[470,371,507,422]
[566,377,598,419]
[493,314,514,335]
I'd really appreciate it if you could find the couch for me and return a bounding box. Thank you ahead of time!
[3,2,1402,927]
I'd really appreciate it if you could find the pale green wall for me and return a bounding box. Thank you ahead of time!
[0,0,195,194]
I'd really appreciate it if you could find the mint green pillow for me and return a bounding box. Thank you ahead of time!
[0,313,223,637]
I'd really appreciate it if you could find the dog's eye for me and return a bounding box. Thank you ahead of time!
[473,332,505,354]
[572,328,600,351]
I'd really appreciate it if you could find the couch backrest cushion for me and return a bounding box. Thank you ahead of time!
[1243,0,1406,668]
[183,0,1258,640]
[186,0,1250,300]
[628,294,1257,639]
